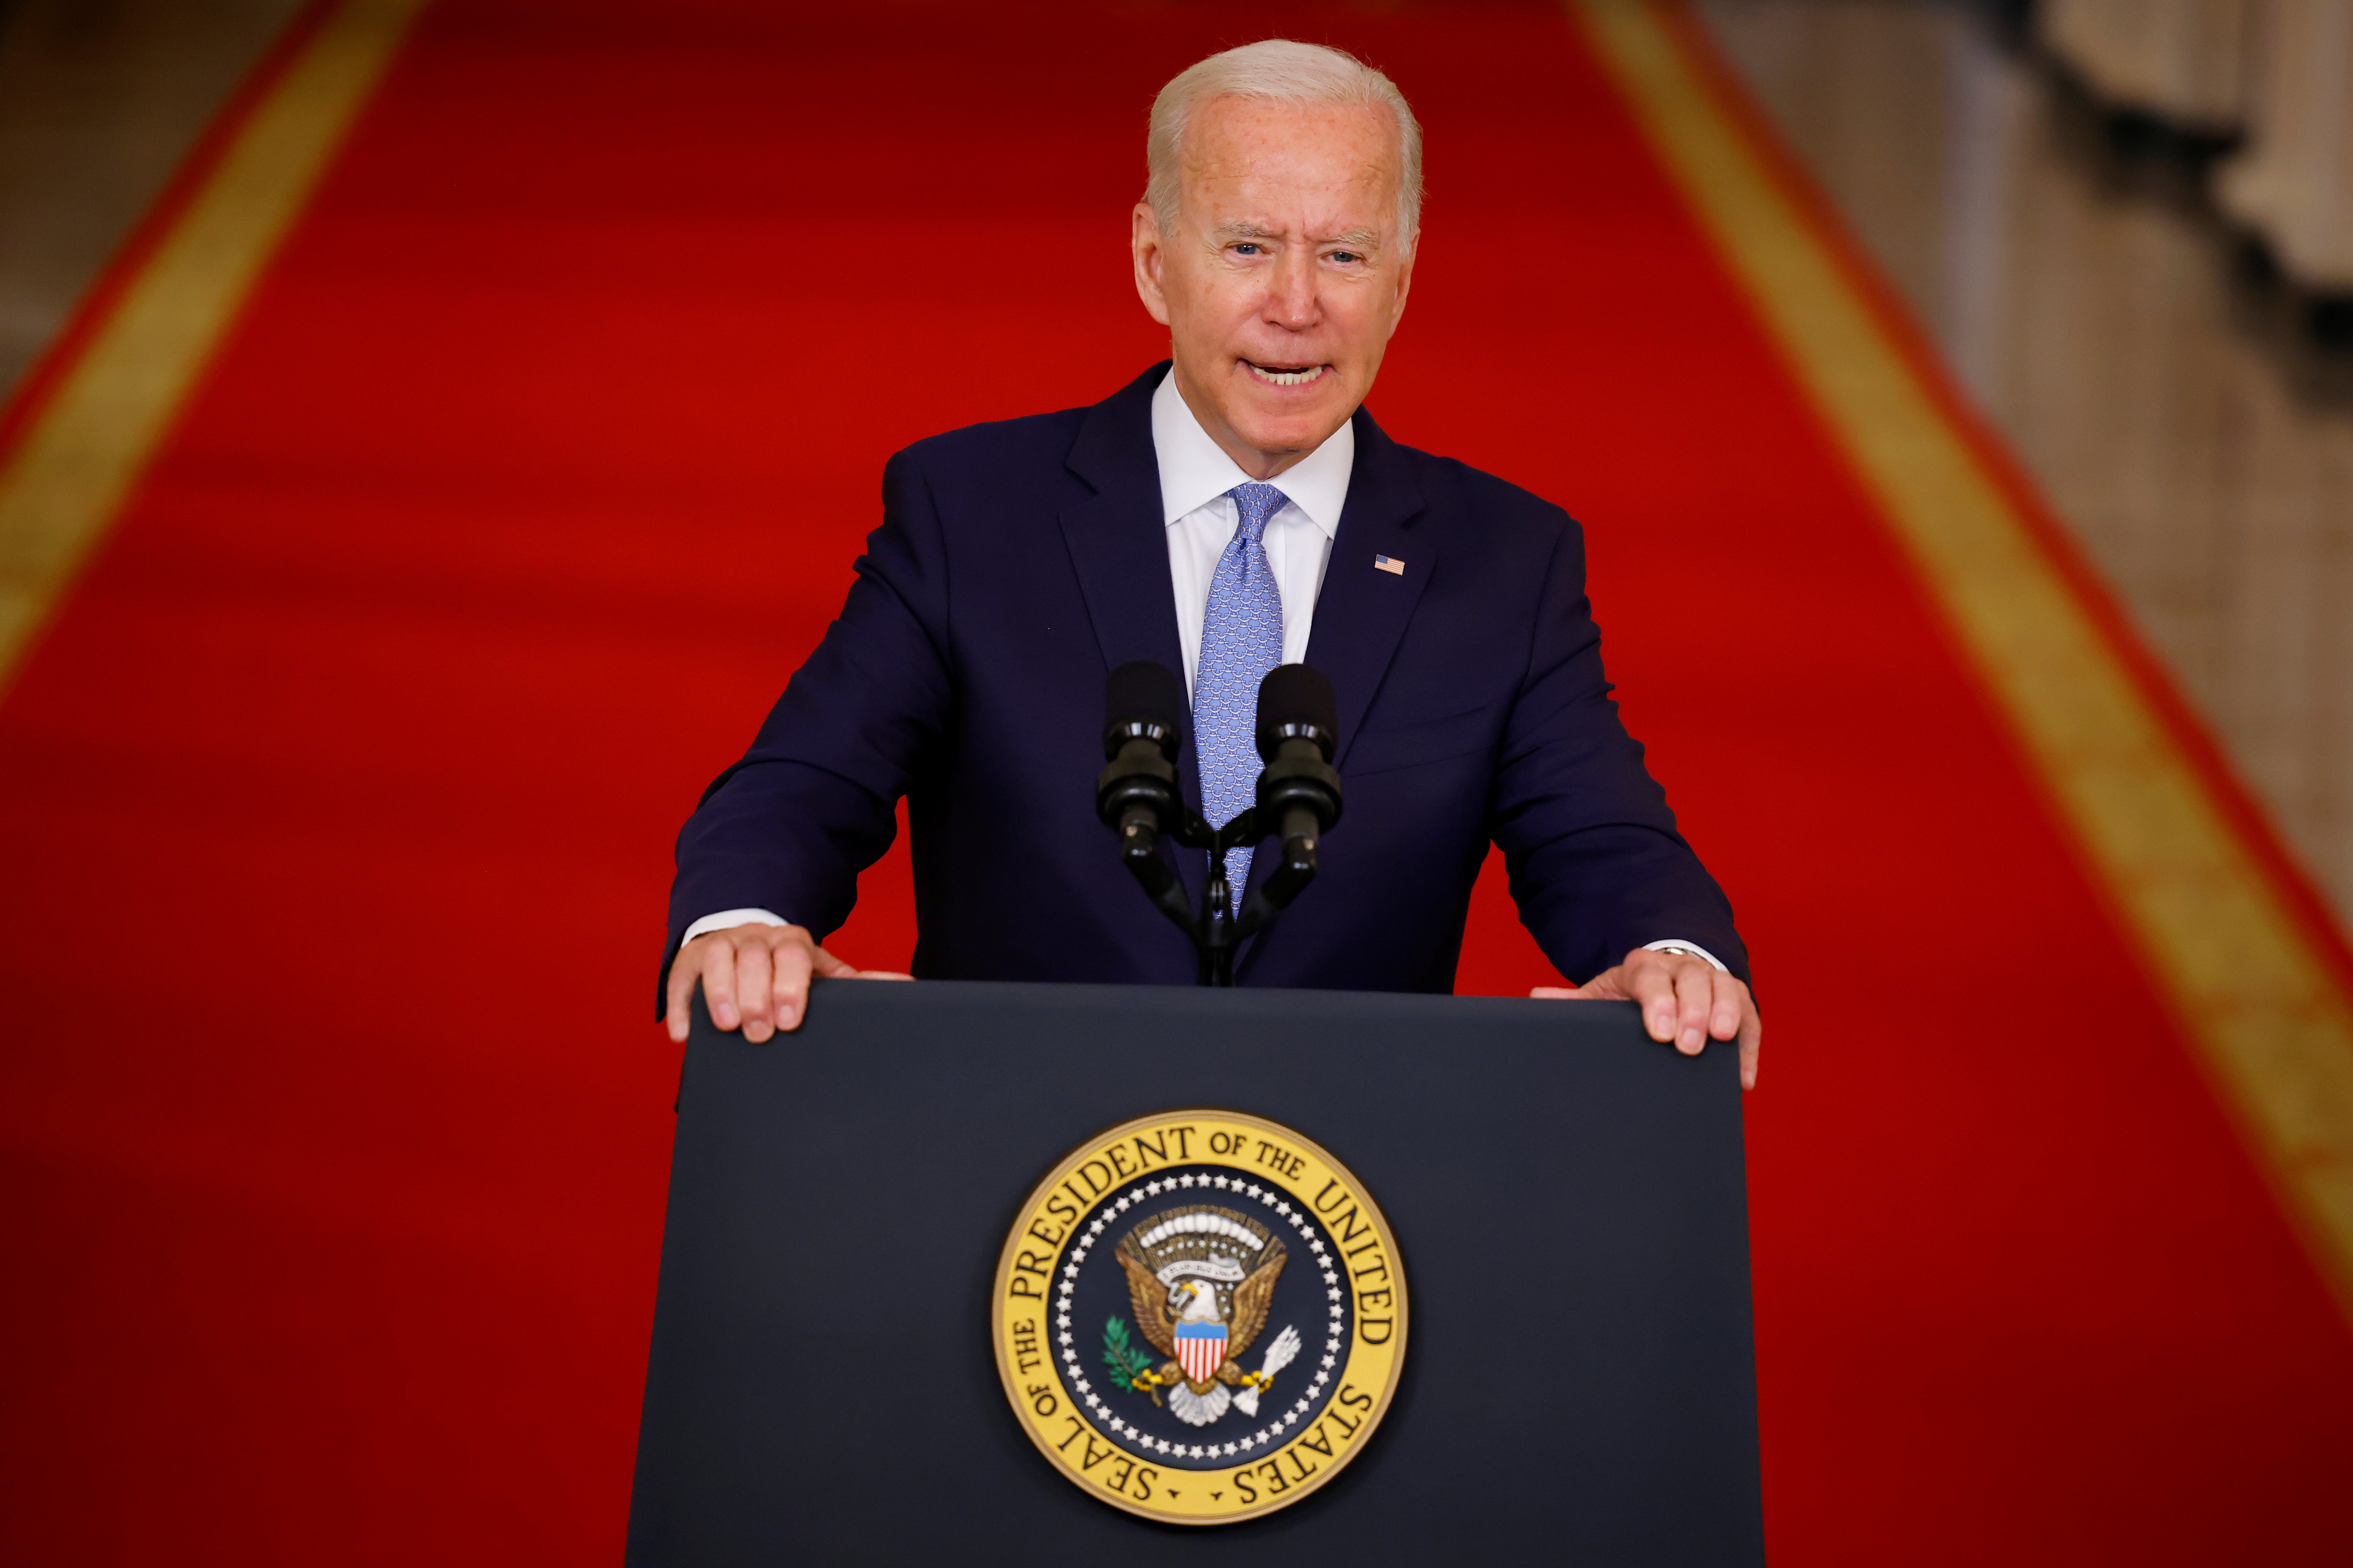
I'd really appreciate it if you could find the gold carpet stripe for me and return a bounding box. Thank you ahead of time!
[1573,0,2353,1312]
[0,0,427,686]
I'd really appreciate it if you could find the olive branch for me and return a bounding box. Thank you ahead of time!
[1101,1316,1157,1392]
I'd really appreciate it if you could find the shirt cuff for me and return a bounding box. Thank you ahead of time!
[1641,938,1729,974]
[681,908,790,944]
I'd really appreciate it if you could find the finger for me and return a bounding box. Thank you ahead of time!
[701,940,741,1032]
[663,941,701,1043]
[854,969,916,981]
[773,937,816,1032]
[809,942,858,980]
[1629,961,1678,1043]
[1529,985,1578,1000]
[1672,964,1712,1055]
[1709,972,1743,1042]
[1573,964,1631,1002]
[735,941,776,1043]
[1739,996,1762,1091]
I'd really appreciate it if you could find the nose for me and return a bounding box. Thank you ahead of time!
[1262,247,1318,334]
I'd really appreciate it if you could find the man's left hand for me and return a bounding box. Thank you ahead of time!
[1532,948,1760,1090]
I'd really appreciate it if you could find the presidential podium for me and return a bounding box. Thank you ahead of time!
[625,981,1763,1564]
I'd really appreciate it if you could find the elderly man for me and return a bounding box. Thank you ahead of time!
[661,40,1760,1086]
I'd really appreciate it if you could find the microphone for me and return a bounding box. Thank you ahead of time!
[1092,660,1344,985]
[1253,664,1342,874]
[1096,660,1188,857]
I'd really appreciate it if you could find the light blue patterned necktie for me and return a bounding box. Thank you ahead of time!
[1194,482,1288,911]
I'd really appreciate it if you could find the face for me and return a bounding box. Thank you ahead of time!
[1132,96,1415,479]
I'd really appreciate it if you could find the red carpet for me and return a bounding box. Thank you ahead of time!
[2,0,2349,1560]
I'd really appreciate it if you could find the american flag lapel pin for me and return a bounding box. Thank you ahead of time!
[1373,554,1405,575]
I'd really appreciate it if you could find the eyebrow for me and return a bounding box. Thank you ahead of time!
[1210,221,1382,250]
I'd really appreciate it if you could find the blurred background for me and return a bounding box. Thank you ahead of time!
[4,0,2351,1560]
[8,0,2350,929]
[1705,0,2353,940]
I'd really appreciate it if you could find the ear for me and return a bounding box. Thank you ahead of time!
[1131,202,1173,328]
[1387,228,1419,333]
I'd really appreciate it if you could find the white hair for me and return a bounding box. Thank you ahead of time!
[1145,39,1423,246]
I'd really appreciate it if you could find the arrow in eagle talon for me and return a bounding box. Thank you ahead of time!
[1232,1324,1303,1418]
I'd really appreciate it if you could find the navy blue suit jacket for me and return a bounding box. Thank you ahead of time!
[666,364,1745,995]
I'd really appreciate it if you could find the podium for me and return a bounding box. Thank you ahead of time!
[626,981,1762,1564]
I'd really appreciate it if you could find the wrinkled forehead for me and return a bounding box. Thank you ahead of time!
[1179,97,1403,230]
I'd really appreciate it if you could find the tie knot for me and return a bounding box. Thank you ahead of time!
[1226,482,1286,542]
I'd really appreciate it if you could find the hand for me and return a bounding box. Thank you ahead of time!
[1532,947,1760,1090]
[663,922,911,1043]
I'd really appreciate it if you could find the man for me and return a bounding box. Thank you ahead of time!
[662,40,1760,1086]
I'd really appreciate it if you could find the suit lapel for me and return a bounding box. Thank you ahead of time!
[1059,363,1185,677]
[1238,408,1430,973]
[1058,363,1208,908]
[1304,407,1430,769]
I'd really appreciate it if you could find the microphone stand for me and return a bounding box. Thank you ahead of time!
[1114,799,1321,986]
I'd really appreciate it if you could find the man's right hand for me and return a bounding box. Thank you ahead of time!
[663,922,911,1043]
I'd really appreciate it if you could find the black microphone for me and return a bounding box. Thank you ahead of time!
[1097,660,1188,856]
[1253,664,1342,868]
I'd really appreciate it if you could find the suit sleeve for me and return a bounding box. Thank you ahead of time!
[1488,514,1750,988]
[658,449,953,1006]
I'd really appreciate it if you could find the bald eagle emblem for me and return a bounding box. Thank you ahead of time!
[1103,1204,1302,1427]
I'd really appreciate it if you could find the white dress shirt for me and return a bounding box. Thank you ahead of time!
[681,368,1726,976]
[1150,366,1349,694]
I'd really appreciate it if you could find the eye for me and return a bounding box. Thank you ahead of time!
[1327,250,1363,265]
[1231,243,1263,257]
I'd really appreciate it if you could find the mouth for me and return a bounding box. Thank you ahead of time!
[1241,360,1330,388]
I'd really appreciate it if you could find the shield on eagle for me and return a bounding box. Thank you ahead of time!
[1174,1319,1227,1384]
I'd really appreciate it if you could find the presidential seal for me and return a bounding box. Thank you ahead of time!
[991,1110,1406,1525]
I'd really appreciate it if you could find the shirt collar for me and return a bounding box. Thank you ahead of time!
[1150,365,1354,538]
